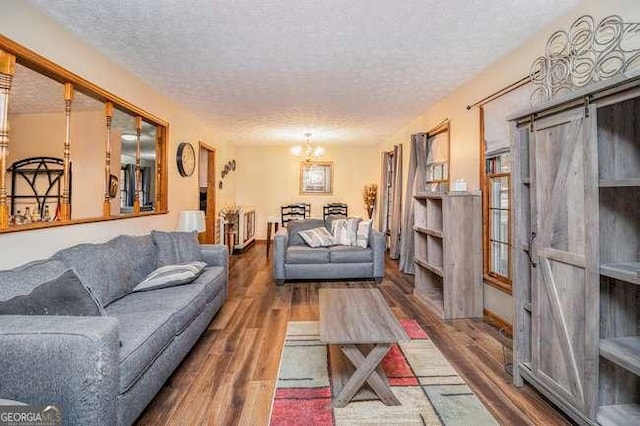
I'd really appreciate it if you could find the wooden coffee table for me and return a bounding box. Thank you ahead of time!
[319,288,409,408]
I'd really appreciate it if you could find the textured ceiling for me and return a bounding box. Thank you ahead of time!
[9,63,101,114]
[29,0,579,146]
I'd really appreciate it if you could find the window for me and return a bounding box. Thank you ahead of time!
[484,151,511,290]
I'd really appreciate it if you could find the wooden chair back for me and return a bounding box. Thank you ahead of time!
[281,203,311,225]
[323,203,348,221]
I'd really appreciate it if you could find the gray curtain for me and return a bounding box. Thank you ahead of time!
[399,133,429,273]
[389,144,403,259]
[126,164,135,207]
[378,152,391,233]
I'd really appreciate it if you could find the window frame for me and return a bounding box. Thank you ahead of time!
[481,106,513,294]
[485,167,511,287]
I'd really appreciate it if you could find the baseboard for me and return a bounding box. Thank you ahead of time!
[483,308,512,335]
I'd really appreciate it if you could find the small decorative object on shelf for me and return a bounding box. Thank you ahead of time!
[362,183,377,219]
[54,203,62,221]
[23,207,32,224]
[12,210,24,226]
[452,179,467,192]
[43,205,51,222]
[31,204,40,222]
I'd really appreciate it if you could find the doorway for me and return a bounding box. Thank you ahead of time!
[198,142,216,244]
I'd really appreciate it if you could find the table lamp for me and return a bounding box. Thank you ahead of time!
[176,210,206,232]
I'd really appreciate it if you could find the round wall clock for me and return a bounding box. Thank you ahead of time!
[176,142,196,177]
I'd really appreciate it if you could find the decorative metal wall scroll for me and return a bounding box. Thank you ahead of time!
[530,15,640,104]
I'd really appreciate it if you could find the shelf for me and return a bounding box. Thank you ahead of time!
[600,262,640,286]
[414,192,443,200]
[599,178,640,187]
[414,226,429,235]
[414,258,444,277]
[413,226,442,238]
[600,336,640,377]
[414,285,444,317]
[598,404,640,426]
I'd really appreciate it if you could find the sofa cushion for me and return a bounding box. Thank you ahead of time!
[286,246,330,264]
[132,262,206,292]
[106,309,176,393]
[0,269,104,316]
[329,246,374,263]
[286,219,327,246]
[54,243,136,306]
[0,258,67,301]
[107,234,157,289]
[106,267,224,333]
[151,230,203,267]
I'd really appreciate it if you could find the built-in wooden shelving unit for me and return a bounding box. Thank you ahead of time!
[413,192,482,319]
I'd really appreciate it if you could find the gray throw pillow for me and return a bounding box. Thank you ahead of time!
[286,219,327,245]
[151,230,203,267]
[132,262,206,292]
[299,227,335,248]
[0,269,104,316]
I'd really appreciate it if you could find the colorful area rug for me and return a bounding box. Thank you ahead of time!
[269,320,497,426]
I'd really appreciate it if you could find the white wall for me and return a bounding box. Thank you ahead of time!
[378,0,640,323]
[0,2,235,269]
[235,145,379,239]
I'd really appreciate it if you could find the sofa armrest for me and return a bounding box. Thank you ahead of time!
[200,244,229,269]
[273,227,289,281]
[0,316,119,426]
[371,230,385,279]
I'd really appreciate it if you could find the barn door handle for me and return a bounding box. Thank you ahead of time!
[527,232,537,267]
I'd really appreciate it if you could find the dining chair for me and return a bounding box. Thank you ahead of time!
[281,203,311,225]
[323,203,348,221]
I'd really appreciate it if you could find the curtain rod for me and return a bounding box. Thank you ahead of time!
[466,74,532,110]
[425,118,449,135]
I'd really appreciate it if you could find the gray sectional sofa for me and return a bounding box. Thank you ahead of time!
[0,233,228,426]
[273,218,385,284]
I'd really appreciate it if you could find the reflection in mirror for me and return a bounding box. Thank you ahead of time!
[112,109,157,214]
[0,37,169,231]
[8,63,109,224]
[7,63,66,225]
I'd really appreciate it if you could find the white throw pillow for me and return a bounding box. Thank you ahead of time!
[299,227,335,248]
[356,219,372,248]
[331,218,361,246]
[132,262,206,292]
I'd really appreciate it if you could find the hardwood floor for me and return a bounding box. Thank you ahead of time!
[136,242,571,425]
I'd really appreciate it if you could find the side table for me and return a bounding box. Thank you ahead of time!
[266,215,280,258]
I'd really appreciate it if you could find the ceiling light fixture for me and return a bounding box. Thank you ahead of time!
[291,133,324,162]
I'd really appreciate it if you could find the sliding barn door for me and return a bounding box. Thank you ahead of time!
[531,107,599,419]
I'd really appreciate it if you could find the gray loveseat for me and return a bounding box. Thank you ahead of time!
[273,218,385,285]
[0,233,228,426]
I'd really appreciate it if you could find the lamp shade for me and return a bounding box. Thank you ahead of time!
[177,210,206,232]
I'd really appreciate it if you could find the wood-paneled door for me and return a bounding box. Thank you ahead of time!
[199,142,216,244]
[530,106,599,420]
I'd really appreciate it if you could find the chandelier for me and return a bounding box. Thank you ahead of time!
[291,133,324,162]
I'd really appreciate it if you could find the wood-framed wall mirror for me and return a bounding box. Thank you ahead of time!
[0,35,168,233]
